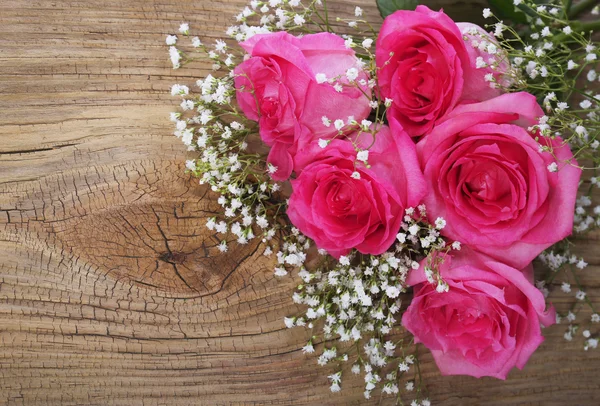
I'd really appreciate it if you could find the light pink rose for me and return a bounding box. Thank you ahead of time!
[402,249,556,379]
[376,6,499,137]
[416,92,581,269]
[456,22,512,96]
[287,125,426,258]
[234,32,371,180]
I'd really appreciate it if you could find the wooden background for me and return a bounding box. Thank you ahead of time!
[1,0,599,404]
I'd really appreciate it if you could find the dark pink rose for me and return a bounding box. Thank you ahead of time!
[402,249,555,379]
[287,125,426,258]
[234,32,371,180]
[376,6,498,137]
[416,92,581,269]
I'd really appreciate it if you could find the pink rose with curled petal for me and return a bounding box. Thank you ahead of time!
[234,31,371,180]
[287,125,426,258]
[376,6,499,138]
[415,92,581,269]
[457,22,512,97]
[402,249,556,380]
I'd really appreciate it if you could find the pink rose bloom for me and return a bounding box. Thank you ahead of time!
[376,6,499,137]
[288,125,426,258]
[457,22,512,93]
[402,249,556,379]
[234,31,371,180]
[416,92,581,269]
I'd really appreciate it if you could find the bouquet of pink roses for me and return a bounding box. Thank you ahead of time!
[167,0,599,403]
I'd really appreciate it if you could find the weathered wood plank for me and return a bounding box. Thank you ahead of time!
[0,1,599,405]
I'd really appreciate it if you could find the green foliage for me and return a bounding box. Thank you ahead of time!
[487,0,528,23]
[376,0,419,19]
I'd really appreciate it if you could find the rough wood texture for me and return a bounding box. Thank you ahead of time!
[0,1,599,405]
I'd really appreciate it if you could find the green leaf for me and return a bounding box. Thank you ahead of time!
[376,0,419,19]
[487,0,528,24]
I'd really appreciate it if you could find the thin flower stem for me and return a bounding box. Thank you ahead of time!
[568,0,599,19]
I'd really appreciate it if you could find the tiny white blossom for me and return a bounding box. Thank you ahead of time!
[547,162,558,172]
[316,73,327,84]
[351,171,361,179]
[356,150,369,163]
[587,70,597,82]
[179,23,189,34]
[302,343,314,353]
[318,139,328,148]
[362,38,373,49]
[334,119,344,131]
[293,14,305,26]
[561,282,572,293]
[563,26,572,35]
[435,217,446,229]
[166,35,177,45]
[483,8,492,18]
[346,68,359,81]
[355,6,363,17]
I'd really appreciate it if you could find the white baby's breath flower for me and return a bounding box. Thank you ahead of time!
[179,23,189,34]
[294,15,306,26]
[346,68,359,81]
[316,73,327,84]
[166,35,177,45]
[356,150,369,163]
[435,217,446,229]
[482,8,492,18]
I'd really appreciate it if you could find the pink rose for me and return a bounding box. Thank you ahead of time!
[234,32,371,180]
[287,125,426,257]
[416,92,581,269]
[456,22,512,95]
[402,249,555,379]
[376,6,498,137]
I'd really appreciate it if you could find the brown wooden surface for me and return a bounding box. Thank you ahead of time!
[0,1,599,405]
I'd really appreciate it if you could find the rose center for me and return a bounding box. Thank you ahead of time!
[260,97,280,118]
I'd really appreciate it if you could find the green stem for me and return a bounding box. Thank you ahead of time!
[321,0,331,32]
[554,18,600,42]
[568,0,599,19]
[574,18,600,33]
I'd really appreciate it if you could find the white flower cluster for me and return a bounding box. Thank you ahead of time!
[279,206,453,400]
[168,24,285,254]
[228,0,329,42]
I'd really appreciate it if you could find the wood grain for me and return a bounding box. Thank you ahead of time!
[0,1,599,405]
